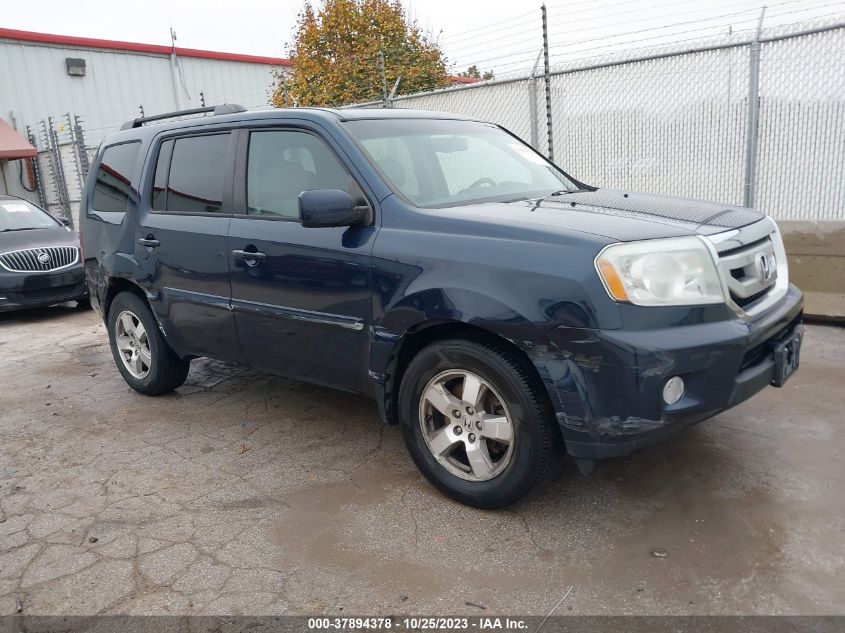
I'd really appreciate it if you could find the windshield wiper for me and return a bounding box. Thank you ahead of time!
[0,227,37,233]
[501,187,584,205]
[522,188,584,211]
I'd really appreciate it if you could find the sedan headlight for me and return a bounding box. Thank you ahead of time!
[595,236,725,306]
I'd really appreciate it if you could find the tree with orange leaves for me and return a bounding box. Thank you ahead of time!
[274,0,449,107]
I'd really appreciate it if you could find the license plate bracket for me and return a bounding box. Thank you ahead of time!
[23,270,76,292]
[771,325,803,387]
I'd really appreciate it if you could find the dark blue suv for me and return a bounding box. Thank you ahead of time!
[80,105,803,508]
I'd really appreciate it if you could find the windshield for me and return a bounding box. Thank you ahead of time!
[0,199,59,232]
[345,119,577,208]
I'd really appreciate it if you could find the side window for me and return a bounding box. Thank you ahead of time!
[151,139,173,211]
[91,142,140,213]
[246,130,355,219]
[165,134,229,213]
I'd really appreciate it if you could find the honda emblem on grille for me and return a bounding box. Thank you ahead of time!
[755,252,775,282]
[37,252,51,265]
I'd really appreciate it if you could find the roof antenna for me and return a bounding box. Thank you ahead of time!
[168,28,184,109]
[168,27,191,108]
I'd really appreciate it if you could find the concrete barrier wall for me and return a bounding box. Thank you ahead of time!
[781,220,845,320]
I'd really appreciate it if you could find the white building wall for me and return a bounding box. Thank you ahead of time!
[0,38,284,147]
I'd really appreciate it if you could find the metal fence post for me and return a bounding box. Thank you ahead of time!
[529,49,543,150]
[528,77,539,150]
[744,6,767,208]
[170,28,185,110]
[541,4,554,162]
[38,120,56,212]
[51,118,71,222]
[379,50,389,108]
[72,116,90,178]
[66,113,85,202]
[44,117,72,223]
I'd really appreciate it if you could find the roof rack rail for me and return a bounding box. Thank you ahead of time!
[120,103,247,130]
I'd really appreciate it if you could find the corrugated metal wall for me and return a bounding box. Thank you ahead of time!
[0,38,281,147]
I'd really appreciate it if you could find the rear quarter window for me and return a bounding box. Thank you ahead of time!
[162,134,229,214]
[91,142,141,213]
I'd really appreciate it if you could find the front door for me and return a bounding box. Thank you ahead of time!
[137,131,242,362]
[228,127,376,391]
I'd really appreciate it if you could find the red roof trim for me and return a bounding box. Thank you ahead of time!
[0,27,291,66]
[449,76,482,84]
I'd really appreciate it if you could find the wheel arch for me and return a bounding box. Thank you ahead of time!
[379,319,554,428]
[103,277,149,322]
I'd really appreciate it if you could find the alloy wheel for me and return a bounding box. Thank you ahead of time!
[418,369,515,481]
[114,310,152,379]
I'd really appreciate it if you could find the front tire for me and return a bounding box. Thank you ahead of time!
[107,291,189,395]
[398,338,558,509]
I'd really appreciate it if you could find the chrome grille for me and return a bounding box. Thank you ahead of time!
[0,246,79,272]
[719,237,777,304]
[709,217,788,317]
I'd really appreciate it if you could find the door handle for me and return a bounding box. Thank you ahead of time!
[138,236,160,248]
[232,249,266,262]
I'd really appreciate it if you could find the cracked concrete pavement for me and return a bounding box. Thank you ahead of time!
[0,305,843,616]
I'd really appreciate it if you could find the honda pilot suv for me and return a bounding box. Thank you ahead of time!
[80,105,803,508]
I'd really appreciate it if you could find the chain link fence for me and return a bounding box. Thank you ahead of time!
[756,26,845,220]
[544,44,750,207]
[21,20,844,226]
[357,19,845,221]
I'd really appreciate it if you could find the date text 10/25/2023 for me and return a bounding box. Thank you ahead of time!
[307,617,529,630]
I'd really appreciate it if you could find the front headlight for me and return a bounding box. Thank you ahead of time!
[595,236,725,306]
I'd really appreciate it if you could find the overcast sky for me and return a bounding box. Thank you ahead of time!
[4,0,843,75]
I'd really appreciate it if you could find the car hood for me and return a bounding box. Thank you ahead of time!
[0,226,80,254]
[450,188,766,243]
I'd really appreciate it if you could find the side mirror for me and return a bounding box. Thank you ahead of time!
[299,189,369,228]
[58,217,72,227]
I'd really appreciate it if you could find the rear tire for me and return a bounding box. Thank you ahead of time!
[398,338,558,509]
[107,291,189,395]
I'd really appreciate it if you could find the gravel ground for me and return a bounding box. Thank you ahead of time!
[0,305,842,616]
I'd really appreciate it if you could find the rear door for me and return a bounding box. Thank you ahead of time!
[136,130,243,362]
[227,125,376,392]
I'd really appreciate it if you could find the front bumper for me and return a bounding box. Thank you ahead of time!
[0,265,87,312]
[534,284,804,459]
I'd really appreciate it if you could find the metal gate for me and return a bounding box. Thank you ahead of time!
[26,114,92,230]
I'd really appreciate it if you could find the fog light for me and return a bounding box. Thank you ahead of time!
[662,376,685,405]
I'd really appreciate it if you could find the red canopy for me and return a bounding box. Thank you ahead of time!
[0,119,37,159]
